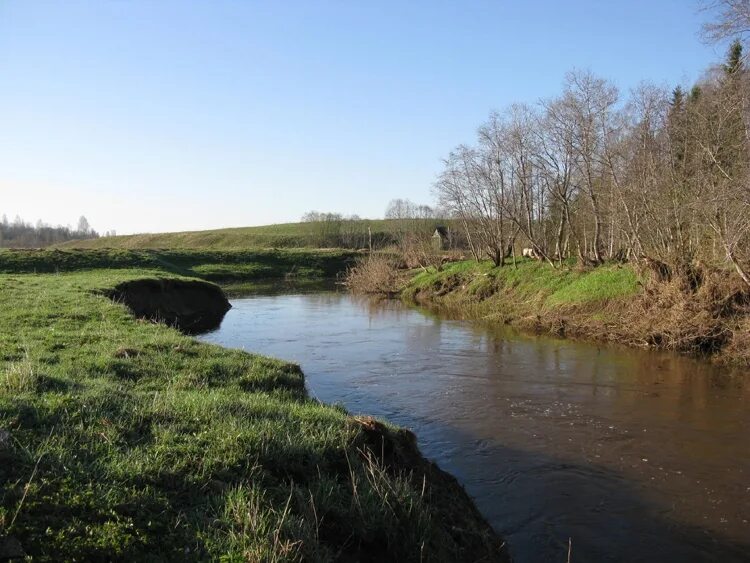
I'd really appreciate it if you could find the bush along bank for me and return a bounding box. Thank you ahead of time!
[0,269,507,561]
[399,258,750,366]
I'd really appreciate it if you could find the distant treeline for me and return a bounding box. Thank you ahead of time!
[300,200,455,251]
[0,215,105,248]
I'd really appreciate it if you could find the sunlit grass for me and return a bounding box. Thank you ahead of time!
[0,267,501,560]
[405,258,642,310]
[546,265,639,305]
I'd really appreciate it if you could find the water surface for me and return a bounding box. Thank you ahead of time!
[200,291,750,562]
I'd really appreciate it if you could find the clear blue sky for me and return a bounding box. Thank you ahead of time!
[0,0,727,234]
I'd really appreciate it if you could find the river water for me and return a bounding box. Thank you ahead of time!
[199,289,750,562]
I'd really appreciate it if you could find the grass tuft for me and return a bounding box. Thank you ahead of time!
[1,353,39,393]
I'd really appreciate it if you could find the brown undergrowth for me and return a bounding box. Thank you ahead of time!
[344,254,407,296]
[616,265,749,357]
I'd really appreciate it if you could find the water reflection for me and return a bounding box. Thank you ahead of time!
[200,292,750,562]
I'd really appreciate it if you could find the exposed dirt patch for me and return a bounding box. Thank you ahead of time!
[113,346,141,359]
[104,278,231,334]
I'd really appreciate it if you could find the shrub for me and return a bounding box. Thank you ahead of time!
[345,254,403,295]
[1,354,38,392]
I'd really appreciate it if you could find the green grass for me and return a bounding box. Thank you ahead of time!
[52,219,462,251]
[404,258,641,311]
[0,248,357,282]
[546,265,639,305]
[0,264,502,561]
[53,221,395,250]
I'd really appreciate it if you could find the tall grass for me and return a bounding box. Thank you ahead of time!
[1,352,38,392]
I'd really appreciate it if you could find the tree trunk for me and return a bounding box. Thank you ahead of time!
[726,244,750,287]
[555,212,566,267]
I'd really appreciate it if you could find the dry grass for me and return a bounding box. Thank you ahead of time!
[619,267,749,356]
[531,266,750,360]
[345,254,406,296]
[1,353,38,393]
[722,316,750,365]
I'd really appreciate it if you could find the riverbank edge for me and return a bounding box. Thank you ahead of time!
[0,265,507,561]
[397,259,750,367]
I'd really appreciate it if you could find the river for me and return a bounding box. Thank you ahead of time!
[199,288,750,562]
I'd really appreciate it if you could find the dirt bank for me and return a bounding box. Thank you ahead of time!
[104,278,231,333]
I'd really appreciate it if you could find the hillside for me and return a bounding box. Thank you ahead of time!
[55,220,407,250]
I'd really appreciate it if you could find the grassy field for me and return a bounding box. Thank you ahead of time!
[0,259,504,560]
[54,221,399,250]
[0,248,358,283]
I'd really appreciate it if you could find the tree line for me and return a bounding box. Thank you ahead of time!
[300,203,449,251]
[433,2,750,287]
[0,215,103,248]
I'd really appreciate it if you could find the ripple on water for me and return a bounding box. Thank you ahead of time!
[200,291,750,563]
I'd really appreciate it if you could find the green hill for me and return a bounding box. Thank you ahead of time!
[55,219,452,250]
[55,221,387,250]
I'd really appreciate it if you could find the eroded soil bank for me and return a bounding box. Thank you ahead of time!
[104,278,232,333]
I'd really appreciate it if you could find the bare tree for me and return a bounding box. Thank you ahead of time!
[689,45,750,285]
[560,71,620,263]
[435,143,510,266]
[0,215,100,248]
[431,42,750,288]
[538,96,582,264]
[301,211,344,246]
[435,151,483,261]
[702,0,750,44]
[77,216,91,235]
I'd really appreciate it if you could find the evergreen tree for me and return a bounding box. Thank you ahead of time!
[723,39,744,77]
[688,85,702,104]
[670,86,684,110]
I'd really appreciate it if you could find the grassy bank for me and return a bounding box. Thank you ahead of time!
[403,259,640,311]
[0,264,505,560]
[0,248,357,283]
[400,258,750,365]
